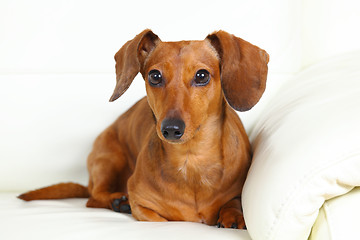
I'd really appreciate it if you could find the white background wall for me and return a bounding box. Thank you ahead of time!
[1,0,359,74]
[302,0,360,68]
[0,0,304,74]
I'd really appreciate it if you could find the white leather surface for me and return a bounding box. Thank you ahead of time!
[2,2,359,239]
[0,71,287,240]
[0,193,251,240]
[0,71,290,192]
[0,73,144,191]
[242,51,360,240]
[309,187,360,240]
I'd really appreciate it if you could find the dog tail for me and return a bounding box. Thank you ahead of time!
[17,182,90,201]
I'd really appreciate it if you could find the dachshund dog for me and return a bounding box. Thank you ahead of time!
[19,29,269,229]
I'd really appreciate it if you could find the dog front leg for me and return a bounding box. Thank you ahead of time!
[131,202,168,222]
[217,197,245,229]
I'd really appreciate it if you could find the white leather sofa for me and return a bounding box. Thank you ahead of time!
[1,0,359,239]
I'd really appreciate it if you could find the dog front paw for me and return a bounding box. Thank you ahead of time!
[217,208,246,229]
[110,193,131,214]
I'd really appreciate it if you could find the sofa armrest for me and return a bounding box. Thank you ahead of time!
[309,187,360,240]
[242,51,360,240]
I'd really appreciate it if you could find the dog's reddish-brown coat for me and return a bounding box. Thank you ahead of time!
[19,29,269,229]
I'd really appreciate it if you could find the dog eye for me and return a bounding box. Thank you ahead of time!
[194,69,210,86]
[148,69,163,86]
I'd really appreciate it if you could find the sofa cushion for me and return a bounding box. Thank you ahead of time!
[242,51,360,240]
[0,73,145,191]
[0,193,251,240]
[309,187,360,240]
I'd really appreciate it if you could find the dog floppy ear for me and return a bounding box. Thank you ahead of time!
[206,31,269,111]
[110,29,160,102]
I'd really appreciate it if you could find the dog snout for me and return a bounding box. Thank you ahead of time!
[161,118,185,140]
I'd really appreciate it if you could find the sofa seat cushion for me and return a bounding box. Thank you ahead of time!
[0,192,251,240]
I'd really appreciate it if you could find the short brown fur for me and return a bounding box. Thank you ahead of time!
[19,29,269,229]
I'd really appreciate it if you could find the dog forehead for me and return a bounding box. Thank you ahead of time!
[146,40,219,68]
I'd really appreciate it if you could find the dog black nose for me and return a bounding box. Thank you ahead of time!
[161,118,185,140]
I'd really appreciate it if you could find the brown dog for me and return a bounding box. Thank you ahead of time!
[19,29,269,229]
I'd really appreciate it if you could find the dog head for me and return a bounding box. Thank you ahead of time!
[110,29,269,144]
